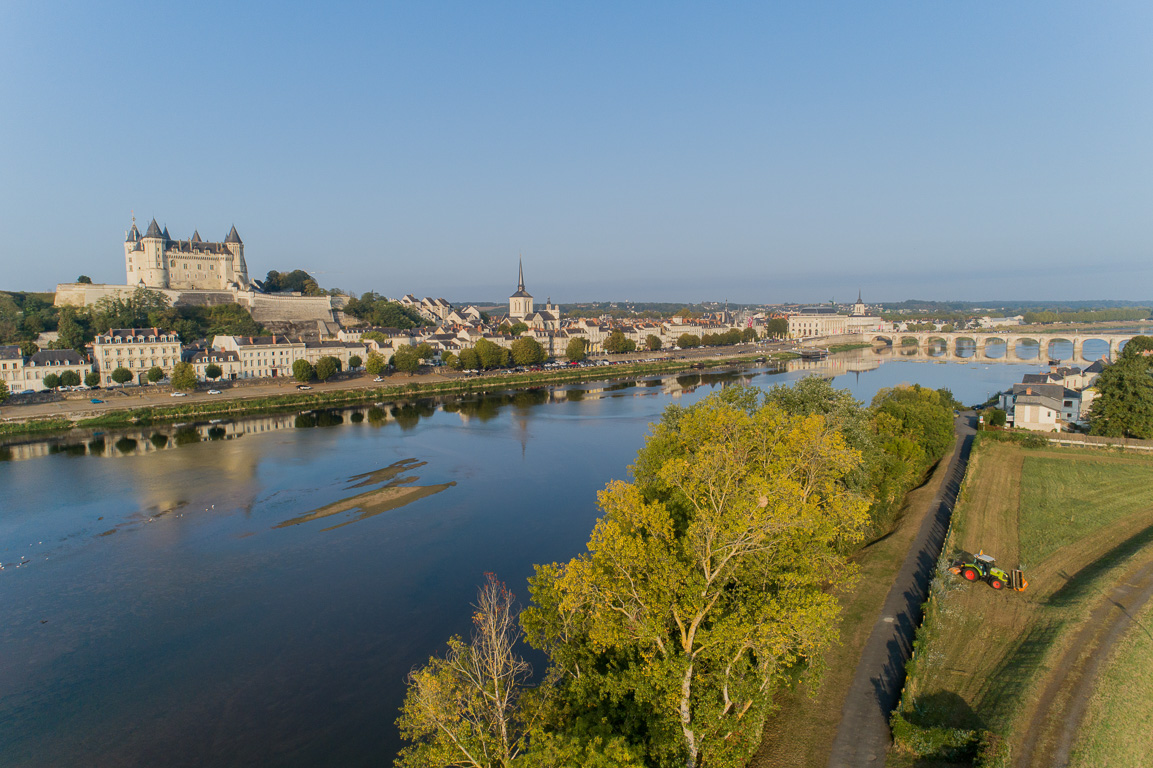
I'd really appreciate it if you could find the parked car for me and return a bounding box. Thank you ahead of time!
[90,398,104,404]
[207,389,222,395]
[297,385,312,391]
[373,376,384,382]
[170,392,187,397]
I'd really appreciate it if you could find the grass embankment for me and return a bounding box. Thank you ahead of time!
[1068,600,1153,767]
[889,438,1153,767]
[0,352,796,439]
[826,342,874,353]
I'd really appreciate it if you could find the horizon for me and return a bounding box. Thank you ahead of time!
[2,2,1151,302]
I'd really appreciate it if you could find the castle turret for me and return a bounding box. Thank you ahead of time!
[224,225,249,285]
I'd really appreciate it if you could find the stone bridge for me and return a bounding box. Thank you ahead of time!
[868,331,1136,362]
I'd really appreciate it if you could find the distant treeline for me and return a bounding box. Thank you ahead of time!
[1022,308,1149,324]
[883,299,1152,313]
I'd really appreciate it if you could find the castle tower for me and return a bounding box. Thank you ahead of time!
[509,258,534,321]
[126,217,170,287]
[224,225,249,286]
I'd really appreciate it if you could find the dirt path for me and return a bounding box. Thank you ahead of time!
[1015,535,1153,768]
[825,413,976,767]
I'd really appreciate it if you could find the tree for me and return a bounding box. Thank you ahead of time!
[0,381,8,403]
[603,330,630,354]
[677,333,700,349]
[77,275,93,284]
[111,367,133,385]
[1121,335,1153,359]
[147,366,165,384]
[520,392,869,768]
[511,337,547,366]
[292,359,315,383]
[476,338,511,370]
[365,352,387,376]
[348,355,363,370]
[19,341,38,357]
[565,337,588,362]
[986,408,1007,427]
[205,363,223,381]
[508,322,529,337]
[56,307,89,353]
[84,371,100,388]
[315,356,340,382]
[171,362,197,391]
[43,373,60,390]
[59,370,81,388]
[1089,356,1153,438]
[458,348,481,370]
[741,327,757,343]
[392,345,421,374]
[397,575,533,768]
[442,351,460,370]
[646,334,662,351]
[765,318,789,338]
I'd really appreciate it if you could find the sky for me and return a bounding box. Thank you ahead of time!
[1,1,1151,304]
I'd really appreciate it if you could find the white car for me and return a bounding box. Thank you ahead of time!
[207,389,222,395]
[373,376,384,382]
[170,392,187,397]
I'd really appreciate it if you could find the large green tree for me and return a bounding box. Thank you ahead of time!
[147,366,165,384]
[392,345,421,374]
[171,362,198,391]
[677,333,700,349]
[0,381,8,403]
[475,338,511,370]
[565,337,588,362]
[315,356,341,382]
[519,393,869,768]
[364,352,386,376]
[292,359,315,383]
[1089,356,1153,438]
[59,370,81,388]
[511,336,547,366]
[43,373,60,390]
[84,371,100,388]
[604,330,636,354]
[646,335,663,351]
[205,363,223,381]
[111,367,133,385]
[458,348,481,370]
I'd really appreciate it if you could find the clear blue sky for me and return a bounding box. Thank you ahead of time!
[2,1,1150,304]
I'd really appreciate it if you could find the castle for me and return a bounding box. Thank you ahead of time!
[124,217,251,291]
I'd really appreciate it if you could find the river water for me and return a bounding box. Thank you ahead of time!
[0,347,1098,767]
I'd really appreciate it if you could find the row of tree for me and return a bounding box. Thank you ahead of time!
[343,292,429,330]
[1023,307,1149,325]
[397,378,958,768]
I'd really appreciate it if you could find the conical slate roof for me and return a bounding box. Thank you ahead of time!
[162,225,170,240]
[126,222,141,242]
[191,230,202,243]
[144,218,163,238]
[510,258,532,298]
[225,225,242,244]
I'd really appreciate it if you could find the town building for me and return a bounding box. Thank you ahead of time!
[183,347,242,382]
[508,260,561,329]
[0,346,92,391]
[212,336,369,379]
[90,328,183,386]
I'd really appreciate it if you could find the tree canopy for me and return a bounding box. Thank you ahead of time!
[566,337,588,362]
[315,356,341,381]
[1089,354,1153,439]
[262,269,326,296]
[343,292,428,330]
[111,367,133,385]
[171,362,198,391]
[292,359,315,383]
[511,336,547,366]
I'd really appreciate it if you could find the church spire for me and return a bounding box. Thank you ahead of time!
[518,257,525,292]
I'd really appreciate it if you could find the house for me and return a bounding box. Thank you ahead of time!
[90,328,182,386]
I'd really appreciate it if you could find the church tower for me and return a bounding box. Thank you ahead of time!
[509,258,534,321]
[851,290,867,317]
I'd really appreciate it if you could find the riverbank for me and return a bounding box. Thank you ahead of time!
[0,350,797,440]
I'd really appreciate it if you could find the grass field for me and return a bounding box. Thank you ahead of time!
[889,438,1153,767]
[1068,600,1153,767]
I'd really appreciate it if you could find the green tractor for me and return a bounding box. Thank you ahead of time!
[948,550,1027,592]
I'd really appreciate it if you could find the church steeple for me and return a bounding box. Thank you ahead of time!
[518,257,525,292]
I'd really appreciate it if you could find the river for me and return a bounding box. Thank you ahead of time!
[0,347,1100,767]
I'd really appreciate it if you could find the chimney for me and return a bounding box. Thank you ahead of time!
[1025,387,1032,395]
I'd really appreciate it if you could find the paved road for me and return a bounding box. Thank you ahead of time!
[826,413,977,767]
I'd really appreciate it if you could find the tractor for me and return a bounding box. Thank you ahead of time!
[948,550,1027,592]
